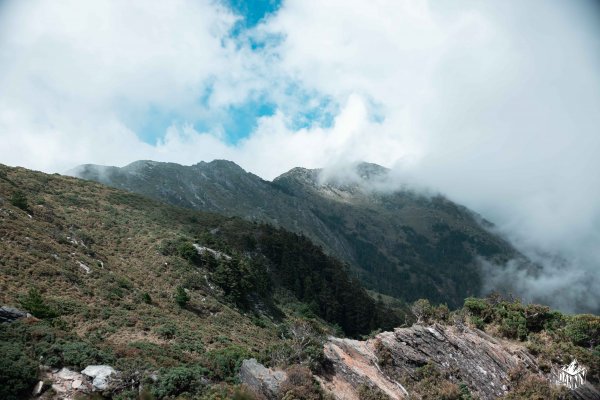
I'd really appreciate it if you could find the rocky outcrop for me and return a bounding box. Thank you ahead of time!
[237,324,589,400]
[38,365,118,399]
[40,367,92,399]
[318,336,408,399]
[319,323,547,400]
[239,358,287,400]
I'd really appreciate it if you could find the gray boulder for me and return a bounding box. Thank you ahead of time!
[0,306,30,323]
[239,358,287,400]
[81,365,117,391]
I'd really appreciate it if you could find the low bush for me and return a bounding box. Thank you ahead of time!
[411,299,433,323]
[499,311,528,341]
[0,341,38,400]
[203,345,251,382]
[38,340,114,369]
[151,365,209,398]
[280,365,323,400]
[19,288,58,319]
[174,286,190,308]
[564,314,599,348]
[10,190,29,212]
[464,297,493,322]
[410,363,464,400]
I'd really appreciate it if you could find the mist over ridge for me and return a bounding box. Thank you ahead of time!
[3,0,600,313]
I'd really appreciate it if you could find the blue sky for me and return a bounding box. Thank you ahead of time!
[226,0,281,28]
[136,0,285,145]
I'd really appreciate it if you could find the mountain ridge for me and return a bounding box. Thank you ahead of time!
[73,159,522,308]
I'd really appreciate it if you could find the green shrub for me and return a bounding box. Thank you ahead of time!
[523,304,551,333]
[203,345,250,382]
[564,314,600,348]
[280,365,323,400]
[174,286,190,308]
[411,299,433,323]
[470,316,485,330]
[19,288,58,319]
[412,362,462,400]
[60,341,111,368]
[152,365,208,398]
[434,304,450,323]
[160,238,201,266]
[39,340,114,369]
[499,311,528,340]
[155,324,178,340]
[543,311,566,332]
[458,383,472,400]
[0,341,38,400]
[177,242,202,265]
[463,297,492,322]
[10,191,29,212]
[141,292,152,304]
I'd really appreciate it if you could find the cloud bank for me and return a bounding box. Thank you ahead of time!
[1,0,599,312]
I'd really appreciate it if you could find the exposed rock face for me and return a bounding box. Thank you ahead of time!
[239,358,287,400]
[319,324,543,400]
[319,337,408,399]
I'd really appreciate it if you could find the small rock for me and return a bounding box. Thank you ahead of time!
[32,381,44,396]
[78,261,91,274]
[72,379,82,389]
[51,383,67,393]
[57,367,81,381]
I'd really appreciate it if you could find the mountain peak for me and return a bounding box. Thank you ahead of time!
[354,162,389,180]
[273,166,320,184]
[194,159,246,172]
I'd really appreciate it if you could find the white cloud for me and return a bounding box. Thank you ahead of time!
[1,0,600,311]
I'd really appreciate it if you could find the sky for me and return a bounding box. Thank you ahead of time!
[1,0,599,312]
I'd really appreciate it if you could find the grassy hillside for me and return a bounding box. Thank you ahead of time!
[0,164,403,399]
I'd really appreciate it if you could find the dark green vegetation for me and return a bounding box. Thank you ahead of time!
[461,296,599,383]
[74,160,521,308]
[0,164,403,398]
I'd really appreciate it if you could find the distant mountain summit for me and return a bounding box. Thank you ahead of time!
[73,160,520,307]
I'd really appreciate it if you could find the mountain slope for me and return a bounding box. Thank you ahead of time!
[0,163,410,398]
[74,160,521,307]
[1,164,597,400]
